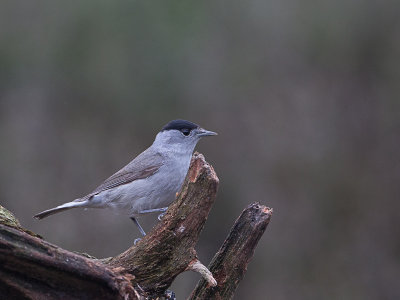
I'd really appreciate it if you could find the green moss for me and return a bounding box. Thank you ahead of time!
[0,205,41,238]
[0,205,22,229]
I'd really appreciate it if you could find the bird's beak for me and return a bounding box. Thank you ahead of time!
[196,128,218,137]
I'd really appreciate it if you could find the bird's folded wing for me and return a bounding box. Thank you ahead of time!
[78,150,164,201]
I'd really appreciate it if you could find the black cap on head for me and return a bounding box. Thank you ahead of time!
[162,119,199,132]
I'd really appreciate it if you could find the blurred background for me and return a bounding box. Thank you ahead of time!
[1,1,400,299]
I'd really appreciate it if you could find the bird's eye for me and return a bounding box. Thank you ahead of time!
[180,128,191,136]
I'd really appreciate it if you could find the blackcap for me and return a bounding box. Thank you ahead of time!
[34,119,217,240]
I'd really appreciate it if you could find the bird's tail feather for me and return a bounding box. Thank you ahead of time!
[33,200,86,220]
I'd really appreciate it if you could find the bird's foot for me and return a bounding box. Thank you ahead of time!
[158,212,166,221]
[164,290,176,300]
[134,238,142,245]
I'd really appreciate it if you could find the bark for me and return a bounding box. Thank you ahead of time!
[0,207,138,300]
[106,152,219,297]
[189,203,273,300]
[0,153,273,300]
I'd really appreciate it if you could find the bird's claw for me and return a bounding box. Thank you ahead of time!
[164,290,176,300]
[158,212,166,221]
[134,238,142,245]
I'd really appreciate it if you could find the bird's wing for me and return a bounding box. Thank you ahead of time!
[78,149,164,201]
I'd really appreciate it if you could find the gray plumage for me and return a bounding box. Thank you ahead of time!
[34,150,164,219]
[34,120,217,231]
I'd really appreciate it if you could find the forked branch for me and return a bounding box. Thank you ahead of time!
[106,152,219,297]
[0,153,272,299]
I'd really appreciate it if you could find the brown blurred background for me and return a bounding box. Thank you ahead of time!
[1,1,400,299]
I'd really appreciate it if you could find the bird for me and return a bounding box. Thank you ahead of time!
[34,119,217,241]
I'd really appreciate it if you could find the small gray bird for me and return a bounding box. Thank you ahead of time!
[34,119,217,239]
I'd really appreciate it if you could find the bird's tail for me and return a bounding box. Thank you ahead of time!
[33,200,86,220]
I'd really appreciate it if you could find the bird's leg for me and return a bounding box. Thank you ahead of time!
[139,207,168,221]
[130,217,146,245]
[139,207,168,214]
[131,208,168,244]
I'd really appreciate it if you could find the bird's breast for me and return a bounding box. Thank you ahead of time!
[159,155,191,190]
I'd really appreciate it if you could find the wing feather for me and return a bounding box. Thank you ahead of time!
[77,150,163,201]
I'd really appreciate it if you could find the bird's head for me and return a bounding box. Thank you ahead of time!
[153,119,217,154]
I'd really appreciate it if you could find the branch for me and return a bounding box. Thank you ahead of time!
[0,207,139,299]
[106,152,219,297]
[0,153,272,299]
[0,152,219,299]
[186,259,217,287]
[189,203,273,300]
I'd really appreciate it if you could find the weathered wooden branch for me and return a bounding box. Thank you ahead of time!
[0,218,138,299]
[189,203,273,300]
[0,153,273,299]
[106,152,219,297]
